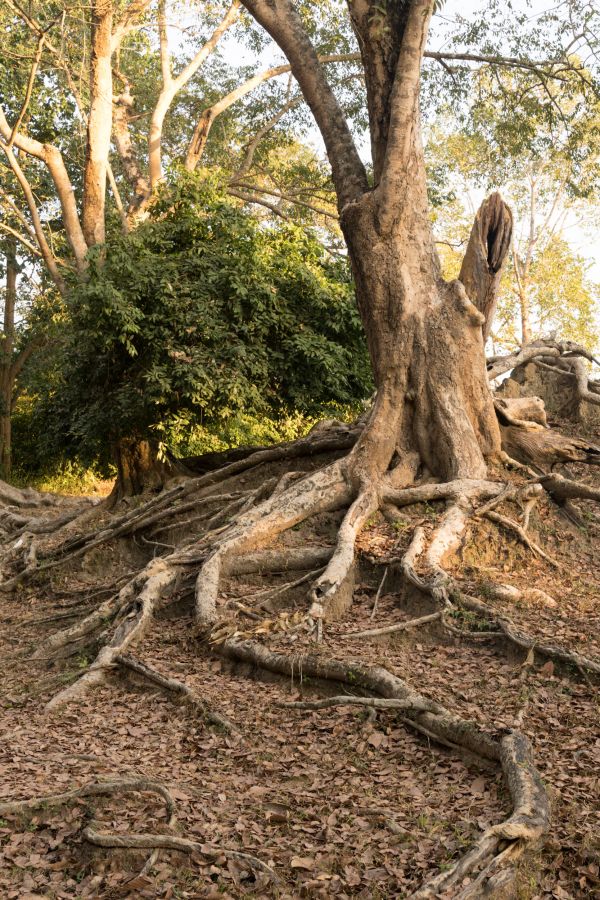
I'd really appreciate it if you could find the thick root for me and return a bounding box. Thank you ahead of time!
[308,487,378,627]
[195,460,352,627]
[45,558,180,710]
[218,638,550,894]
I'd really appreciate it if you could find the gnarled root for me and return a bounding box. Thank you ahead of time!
[0,776,277,885]
[308,487,379,631]
[219,638,550,895]
[195,460,352,627]
[45,557,180,710]
[116,653,236,732]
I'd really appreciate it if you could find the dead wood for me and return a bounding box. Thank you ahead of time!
[540,472,600,503]
[500,424,600,471]
[458,192,513,342]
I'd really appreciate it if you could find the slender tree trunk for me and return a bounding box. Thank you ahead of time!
[0,240,17,477]
[82,0,113,247]
[519,287,532,346]
[111,436,185,500]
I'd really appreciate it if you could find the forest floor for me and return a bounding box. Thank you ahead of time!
[0,421,598,899]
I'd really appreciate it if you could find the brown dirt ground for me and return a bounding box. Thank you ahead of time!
[0,426,598,899]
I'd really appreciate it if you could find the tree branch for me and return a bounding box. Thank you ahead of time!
[377,0,434,229]
[184,53,360,172]
[0,145,65,293]
[240,0,368,210]
[148,1,240,192]
[0,107,88,271]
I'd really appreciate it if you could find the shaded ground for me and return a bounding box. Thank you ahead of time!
[0,422,598,899]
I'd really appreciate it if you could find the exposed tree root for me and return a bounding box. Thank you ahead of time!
[308,487,379,631]
[484,510,559,567]
[195,460,352,627]
[45,558,180,710]
[5,417,599,894]
[344,611,443,639]
[83,828,279,883]
[0,776,175,819]
[458,593,600,678]
[277,695,437,714]
[381,492,600,679]
[116,653,236,732]
[218,638,550,896]
[0,424,358,592]
[540,472,600,503]
[0,776,276,885]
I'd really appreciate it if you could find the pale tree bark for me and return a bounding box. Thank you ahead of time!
[112,81,151,214]
[459,192,513,342]
[82,0,114,247]
[0,108,88,274]
[147,0,240,198]
[0,146,66,292]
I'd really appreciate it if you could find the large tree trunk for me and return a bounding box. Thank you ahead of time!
[340,136,501,486]
[240,0,504,490]
[82,0,113,247]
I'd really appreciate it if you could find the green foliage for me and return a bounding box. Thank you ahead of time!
[28,172,371,466]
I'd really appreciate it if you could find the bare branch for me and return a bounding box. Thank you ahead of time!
[111,0,153,53]
[148,1,240,192]
[0,221,42,258]
[185,53,360,172]
[0,145,65,292]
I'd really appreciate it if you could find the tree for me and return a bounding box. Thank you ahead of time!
[425,65,600,349]
[29,176,370,496]
[3,7,600,896]
[0,238,48,477]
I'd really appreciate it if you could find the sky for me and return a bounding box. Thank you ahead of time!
[220,0,600,282]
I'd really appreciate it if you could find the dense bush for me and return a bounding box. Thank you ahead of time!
[17,174,371,473]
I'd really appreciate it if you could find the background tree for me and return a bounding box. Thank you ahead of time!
[426,65,600,351]
[25,175,370,496]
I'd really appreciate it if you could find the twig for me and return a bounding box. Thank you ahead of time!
[370,566,388,619]
[345,611,442,639]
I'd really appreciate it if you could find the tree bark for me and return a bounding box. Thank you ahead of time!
[147,1,240,197]
[111,437,184,500]
[458,192,513,343]
[239,0,503,486]
[0,240,17,477]
[82,0,113,247]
